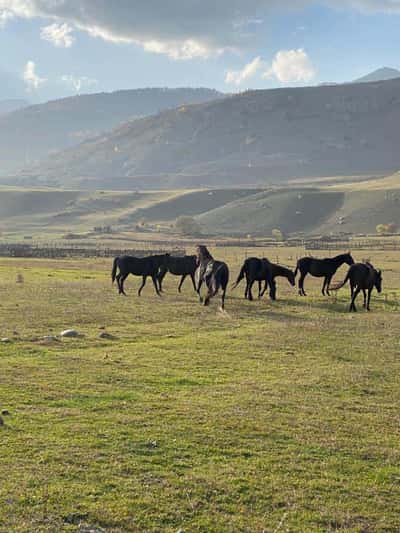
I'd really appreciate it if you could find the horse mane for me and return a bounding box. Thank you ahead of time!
[196,245,214,261]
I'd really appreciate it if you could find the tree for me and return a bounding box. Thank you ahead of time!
[175,216,202,236]
[271,228,285,241]
[376,223,397,234]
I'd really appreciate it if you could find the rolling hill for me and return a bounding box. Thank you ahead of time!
[19,78,400,189]
[0,87,222,175]
[2,172,400,238]
[355,67,400,83]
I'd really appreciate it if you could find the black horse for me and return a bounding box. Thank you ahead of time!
[111,254,170,296]
[331,262,382,312]
[233,257,295,301]
[157,255,197,293]
[196,245,229,309]
[259,260,296,300]
[295,252,354,296]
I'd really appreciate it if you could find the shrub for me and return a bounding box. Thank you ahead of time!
[175,216,202,236]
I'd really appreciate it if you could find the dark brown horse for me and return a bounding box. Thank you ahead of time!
[331,262,382,311]
[157,255,197,293]
[295,252,354,296]
[233,257,295,301]
[111,254,170,296]
[196,245,229,309]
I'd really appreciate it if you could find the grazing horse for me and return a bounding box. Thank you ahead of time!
[259,260,296,300]
[330,262,382,312]
[196,245,229,309]
[232,257,295,301]
[111,254,170,296]
[157,255,197,293]
[295,252,354,296]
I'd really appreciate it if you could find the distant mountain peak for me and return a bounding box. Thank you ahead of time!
[355,67,400,83]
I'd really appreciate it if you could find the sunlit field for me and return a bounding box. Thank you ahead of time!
[1,247,400,532]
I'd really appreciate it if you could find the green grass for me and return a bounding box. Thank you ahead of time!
[1,248,400,531]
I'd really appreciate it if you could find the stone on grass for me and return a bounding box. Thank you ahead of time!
[43,335,59,342]
[1,338,11,343]
[98,332,116,340]
[60,329,80,338]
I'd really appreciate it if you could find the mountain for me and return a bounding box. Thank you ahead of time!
[0,87,222,174]
[19,78,400,189]
[0,99,29,115]
[354,67,400,83]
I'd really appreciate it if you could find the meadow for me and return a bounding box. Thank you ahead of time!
[1,246,400,532]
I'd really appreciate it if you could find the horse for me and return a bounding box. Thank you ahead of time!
[330,262,382,312]
[294,252,354,296]
[259,260,296,300]
[111,254,170,296]
[232,257,295,301]
[157,255,197,293]
[195,245,229,309]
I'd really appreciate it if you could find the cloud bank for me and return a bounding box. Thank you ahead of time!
[1,1,400,59]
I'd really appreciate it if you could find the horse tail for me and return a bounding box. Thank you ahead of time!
[330,269,350,291]
[294,261,299,278]
[231,262,246,289]
[111,257,119,284]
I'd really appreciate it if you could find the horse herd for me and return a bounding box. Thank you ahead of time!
[111,245,383,312]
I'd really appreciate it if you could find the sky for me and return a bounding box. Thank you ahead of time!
[0,0,400,102]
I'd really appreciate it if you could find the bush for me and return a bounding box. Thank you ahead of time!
[376,223,397,234]
[175,216,202,236]
[271,228,285,241]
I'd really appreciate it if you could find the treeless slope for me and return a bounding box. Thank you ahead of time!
[0,88,222,174]
[21,78,400,188]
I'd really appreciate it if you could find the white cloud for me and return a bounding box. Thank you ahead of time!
[23,60,46,90]
[263,49,316,83]
[61,74,98,93]
[225,56,264,85]
[40,22,74,47]
[1,1,400,60]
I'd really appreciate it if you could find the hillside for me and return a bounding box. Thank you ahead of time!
[0,88,222,175]
[0,99,29,115]
[20,78,400,189]
[355,67,400,83]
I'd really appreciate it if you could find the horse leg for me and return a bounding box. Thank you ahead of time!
[367,288,372,311]
[362,289,367,308]
[152,275,161,296]
[116,272,122,293]
[138,276,147,296]
[197,278,204,303]
[258,280,262,299]
[248,280,254,301]
[120,274,128,295]
[325,275,333,296]
[259,280,268,298]
[298,272,307,296]
[178,274,187,293]
[269,280,277,301]
[350,287,360,312]
[190,273,197,292]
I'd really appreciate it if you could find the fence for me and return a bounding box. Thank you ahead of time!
[0,243,186,259]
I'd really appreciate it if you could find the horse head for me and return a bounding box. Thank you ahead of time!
[288,270,296,287]
[374,269,383,293]
[345,252,355,265]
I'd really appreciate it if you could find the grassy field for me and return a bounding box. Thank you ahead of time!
[1,247,400,532]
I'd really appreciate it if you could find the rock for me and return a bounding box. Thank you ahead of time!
[1,338,11,343]
[98,332,115,340]
[1,410,10,416]
[43,336,59,342]
[60,329,80,338]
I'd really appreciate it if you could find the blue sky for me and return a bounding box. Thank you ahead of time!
[0,1,399,102]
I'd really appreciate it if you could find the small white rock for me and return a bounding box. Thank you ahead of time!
[60,329,79,338]
[43,336,58,342]
[1,338,11,343]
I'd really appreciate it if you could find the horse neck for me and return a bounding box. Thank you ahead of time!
[332,254,349,266]
[274,264,292,279]
[198,248,213,264]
